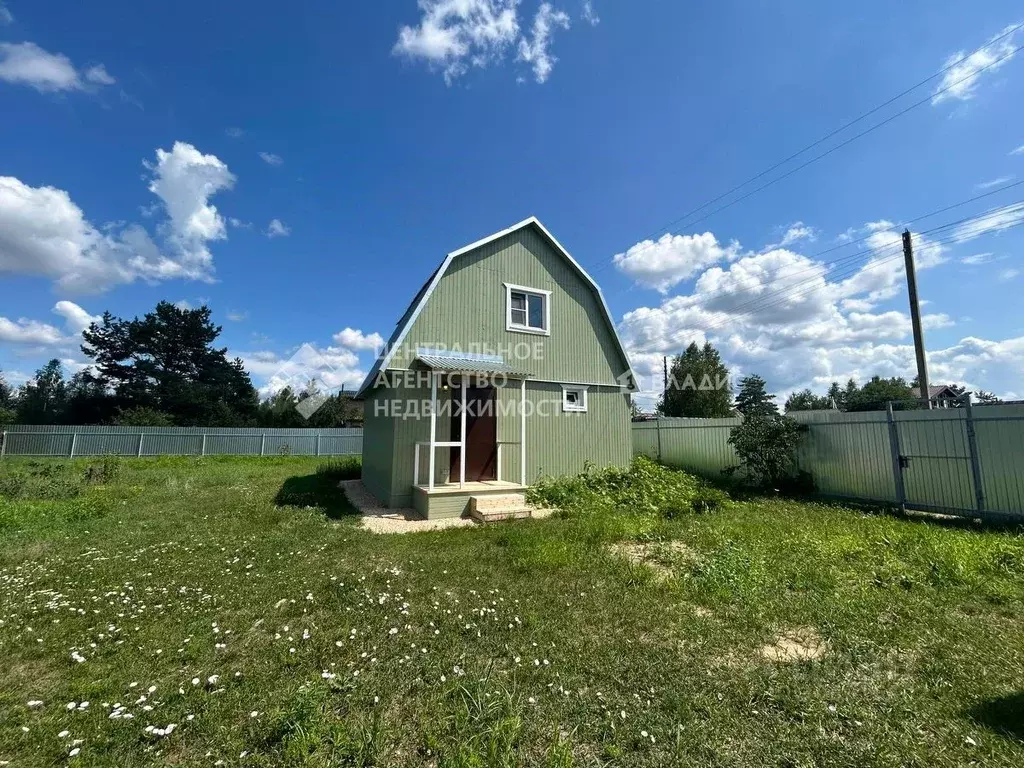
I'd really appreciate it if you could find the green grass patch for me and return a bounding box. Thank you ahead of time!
[0,455,1022,766]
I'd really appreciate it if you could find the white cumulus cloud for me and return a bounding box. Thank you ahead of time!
[0,41,115,93]
[394,0,590,85]
[393,0,520,85]
[0,316,65,345]
[240,343,365,398]
[266,218,290,238]
[332,327,384,352]
[0,142,235,293]
[52,300,100,334]
[613,232,739,293]
[259,152,283,166]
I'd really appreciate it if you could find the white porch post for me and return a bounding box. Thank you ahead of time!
[520,377,526,486]
[429,372,437,491]
[459,376,467,488]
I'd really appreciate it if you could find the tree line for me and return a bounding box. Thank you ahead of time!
[656,341,1002,418]
[0,302,362,428]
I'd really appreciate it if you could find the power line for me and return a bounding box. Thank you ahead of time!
[634,22,1024,244]
[595,28,1024,276]
[621,187,1024,317]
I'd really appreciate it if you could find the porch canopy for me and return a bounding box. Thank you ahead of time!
[412,349,529,491]
[415,351,532,378]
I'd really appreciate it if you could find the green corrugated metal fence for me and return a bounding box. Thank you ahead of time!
[633,403,1024,522]
[0,425,362,458]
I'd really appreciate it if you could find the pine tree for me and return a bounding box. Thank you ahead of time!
[975,390,1002,404]
[735,374,778,416]
[81,301,259,426]
[658,341,733,418]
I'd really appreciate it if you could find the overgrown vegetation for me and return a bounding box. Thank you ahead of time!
[1,456,1023,766]
[528,456,729,518]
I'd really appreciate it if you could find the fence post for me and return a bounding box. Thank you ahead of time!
[316,434,321,457]
[1,430,6,459]
[964,396,985,516]
[260,434,266,456]
[886,403,906,512]
[137,433,145,458]
[656,416,663,463]
[69,431,78,459]
[201,433,207,456]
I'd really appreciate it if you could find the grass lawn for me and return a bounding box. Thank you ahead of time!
[1,455,1023,767]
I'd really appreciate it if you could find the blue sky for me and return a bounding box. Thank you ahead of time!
[2,0,1023,406]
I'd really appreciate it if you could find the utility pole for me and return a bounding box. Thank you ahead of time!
[902,229,931,409]
[663,356,668,394]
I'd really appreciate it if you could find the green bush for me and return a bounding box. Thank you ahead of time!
[528,456,730,518]
[0,462,84,500]
[726,414,810,491]
[84,454,123,485]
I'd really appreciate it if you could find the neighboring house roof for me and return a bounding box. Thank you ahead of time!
[911,385,960,399]
[355,217,637,397]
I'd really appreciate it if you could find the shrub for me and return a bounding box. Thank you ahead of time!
[726,413,810,491]
[113,406,175,427]
[84,454,123,485]
[0,462,84,500]
[528,456,729,518]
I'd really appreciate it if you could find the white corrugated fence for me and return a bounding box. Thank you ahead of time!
[0,425,362,458]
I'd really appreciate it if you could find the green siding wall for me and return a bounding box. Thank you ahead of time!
[360,387,394,503]
[497,381,631,483]
[388,226,630,384]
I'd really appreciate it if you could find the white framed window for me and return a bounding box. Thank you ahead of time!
[505,283,551,335]
[561,384,588,413]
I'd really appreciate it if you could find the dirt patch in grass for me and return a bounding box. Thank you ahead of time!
[609,540,698,581]
[760,627,829,662]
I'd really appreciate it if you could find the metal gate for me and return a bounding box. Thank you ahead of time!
[886,399,986,519]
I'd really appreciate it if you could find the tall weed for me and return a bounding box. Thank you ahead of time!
[528,456,729,519]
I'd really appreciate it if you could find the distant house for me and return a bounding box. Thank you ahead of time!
[911,385,962,408]
[355,218,637,519]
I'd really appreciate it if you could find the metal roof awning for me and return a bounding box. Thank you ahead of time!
[415,350,531,378]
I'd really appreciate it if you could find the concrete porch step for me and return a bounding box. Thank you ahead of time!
[469,494,533,523]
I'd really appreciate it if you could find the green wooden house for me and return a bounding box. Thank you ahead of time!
[355,217,637,520]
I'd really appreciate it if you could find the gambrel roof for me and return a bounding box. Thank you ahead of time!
[355,217,636,397]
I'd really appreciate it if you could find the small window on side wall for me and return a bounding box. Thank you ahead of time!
[505,283,551,335]
[561,385,588,413]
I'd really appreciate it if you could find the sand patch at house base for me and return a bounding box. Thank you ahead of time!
[339,480,477,534]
